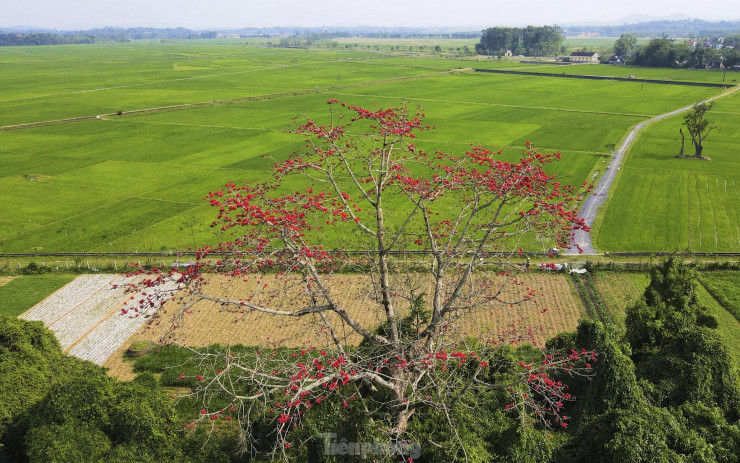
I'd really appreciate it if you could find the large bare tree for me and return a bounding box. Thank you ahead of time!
[125,101,595,460]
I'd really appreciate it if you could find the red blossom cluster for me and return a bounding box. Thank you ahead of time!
[116,101,596,458]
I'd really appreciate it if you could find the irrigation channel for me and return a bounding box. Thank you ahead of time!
[565,84,740,256]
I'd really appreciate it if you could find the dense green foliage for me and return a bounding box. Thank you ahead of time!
[564,260,739,461]
[0,315,230,462]
[546,262,740,461]
[625,259,740,418]
[629,36,740,68]
[476,26,564,56]
[613,34,638,59]
[0,33,94,46]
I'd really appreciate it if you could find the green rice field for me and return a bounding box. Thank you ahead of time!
[0,41,735,253]
[595,88,740,252]
[0,274,75,317]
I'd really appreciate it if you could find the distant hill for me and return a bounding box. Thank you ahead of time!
[564,18,740,38]
[1,19,738,42]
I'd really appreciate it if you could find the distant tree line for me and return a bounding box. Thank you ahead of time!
[0,33,94,46]
[615,34,740,69]
[476,25,564,57]
[87,27,216,41]
[567,18,740,38]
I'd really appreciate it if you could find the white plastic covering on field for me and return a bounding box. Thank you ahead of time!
[21,274,180,365]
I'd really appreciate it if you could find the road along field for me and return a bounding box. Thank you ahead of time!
[0,42,727,254]
[594,87,740,252]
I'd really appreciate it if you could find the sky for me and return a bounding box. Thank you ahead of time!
[2,0,739,30]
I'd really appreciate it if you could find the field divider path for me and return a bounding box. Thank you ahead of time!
[475,68,735,88]
[566,84,740,256]
[22,274,117,327]
[62,297,127,354]
[333,91,651,117]
[0,69,462,132]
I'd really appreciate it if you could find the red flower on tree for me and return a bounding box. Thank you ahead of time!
[122,101,594,458]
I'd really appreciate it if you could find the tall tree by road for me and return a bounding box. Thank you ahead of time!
[683,102,718,158]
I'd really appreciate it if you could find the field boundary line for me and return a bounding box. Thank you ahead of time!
[474,68,736,88]
[333,91,652,118]
[62,294,127,354]
[46,275,116,328]
[0,69,461,132]
[567,84,740,255]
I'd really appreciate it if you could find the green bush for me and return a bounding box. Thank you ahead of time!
[0,316,231,462]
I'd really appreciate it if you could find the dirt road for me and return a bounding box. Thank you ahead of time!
[566,85,740,256]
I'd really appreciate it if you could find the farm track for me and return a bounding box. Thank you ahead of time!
[333,91,651,117]
[0,68,464,132]
[567,84,740,256]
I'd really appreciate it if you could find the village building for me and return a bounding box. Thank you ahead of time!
[561,51,599,62]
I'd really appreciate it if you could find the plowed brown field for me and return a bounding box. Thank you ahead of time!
[103,272,583,379]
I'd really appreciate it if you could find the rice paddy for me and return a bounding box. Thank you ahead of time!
[1,41,732,253]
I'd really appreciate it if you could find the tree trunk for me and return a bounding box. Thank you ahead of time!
[678,129,685,156]
[389,372,415,437]
[694,143,703,158]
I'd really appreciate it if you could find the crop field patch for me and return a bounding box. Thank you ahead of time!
[10,271,582,374]
[694,283,740,365]
[592,272,647,324]
[19,273,176,365]
[597,94,740,252]
[1,43,736,253]
[338,72,718,116]
[0,274,77,317]
[26,269,738,376]
[106,273,583,353]
[700,271,740,323]
[2,197,196,252]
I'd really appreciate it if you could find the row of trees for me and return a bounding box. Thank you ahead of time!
[0,33,94,46]
[613,34,740,68]
[476,26,564,57]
